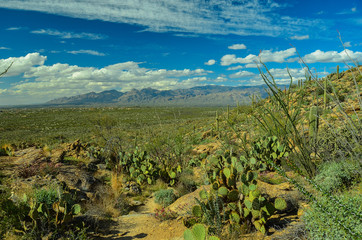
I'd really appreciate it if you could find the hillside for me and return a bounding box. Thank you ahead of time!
[46,85,269,106]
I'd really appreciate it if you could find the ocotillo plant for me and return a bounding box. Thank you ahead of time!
[215,111,219,133]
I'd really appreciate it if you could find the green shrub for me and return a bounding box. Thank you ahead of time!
[154,189,177,207]
[34,188,59,208]
[302,193,362,239]
[314,160,361,192]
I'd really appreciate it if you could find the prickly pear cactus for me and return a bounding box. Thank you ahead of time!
[190,152,287,235]
[119,148,159,185]
[251,136,288,170]
[184,223,220,240]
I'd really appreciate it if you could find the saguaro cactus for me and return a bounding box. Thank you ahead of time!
[323,78,328,109]
[227,105,230,120]
[336,65,340,79]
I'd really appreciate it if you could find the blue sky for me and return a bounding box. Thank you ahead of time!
[0,0,361,105]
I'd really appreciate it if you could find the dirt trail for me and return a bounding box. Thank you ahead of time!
[92,198,186,240]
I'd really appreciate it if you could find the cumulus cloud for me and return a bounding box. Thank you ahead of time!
[243,67,317,85]
[244,63,260,68]
[67,50,106,56]
[205,59,216,65]
[227,65,243,71]
[31,29,107,40]
[228,44,247,50]
[302,49,362,63]
[221,48,296,66]
[0,1,324,37]
[0,53,213,104]
[0,53,46,77]
[229,70,255,78]
[290,35,309,40]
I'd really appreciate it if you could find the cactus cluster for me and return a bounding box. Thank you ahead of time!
[159,164,182,186]
[26,191,81,230]
[251,136,288,170]
[189,153,287,235]
[119,148,159,185]
[86,146,105,162]
[118,147,182,185]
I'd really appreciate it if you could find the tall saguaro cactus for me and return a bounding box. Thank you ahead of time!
[336,65,340,79]
[227,105,230,120]
[323,78,328,109]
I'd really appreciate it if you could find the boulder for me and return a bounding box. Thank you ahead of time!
[167,185,211,216]
[56,165,97,192]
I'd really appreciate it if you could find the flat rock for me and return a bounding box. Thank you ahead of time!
[13,147,43,165]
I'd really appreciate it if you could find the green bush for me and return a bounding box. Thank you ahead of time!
[154,189,177,207]
[34,188,59,208]
[314,160,361,192]
[302,193,362,239]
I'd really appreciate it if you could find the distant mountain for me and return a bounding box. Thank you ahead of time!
[46,85,269,106]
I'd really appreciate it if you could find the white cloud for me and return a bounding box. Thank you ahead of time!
[302,49,362,63]
[0,53,46,77]
[290,35,309,40]
[229,70,255,78]
[204,59,216,65]
[6,27,22,31]
[243,67,319,85]
[343,41,352,47]
[221,48,296,66]
[228,44,247,50]
[214,76,227,82]
[67,50,106,56]
[244,63,259,68]
[0,1,324,37]
[176,77,208,88]
[227,65,243,71]
[352,7,357,12]
[0,53,212,104]
[31,29,107,40]
[0,47,10,50]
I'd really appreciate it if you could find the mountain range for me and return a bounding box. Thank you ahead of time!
[46,85,269,106]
